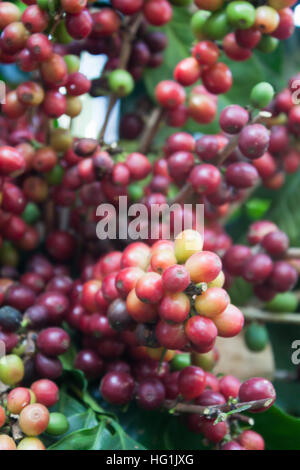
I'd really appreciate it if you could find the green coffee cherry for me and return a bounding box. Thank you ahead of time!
[191,350,217,371]
[257,36,279,53]
[0,242,19,267]
[171,353,191,371]
[64,54,80,74]
[265,292,298,313]
[128,184,144,202]
[0,355,24,385]
[45,165,64,186]
[226,1,256,29]
[191,10,211,39]
[108,70,134,97]
[46,413,69,436]
[203,10,231,40]
[22,202,41,225]
[55,21,73,44]
[244,322,269,352]
[250,82,275,109]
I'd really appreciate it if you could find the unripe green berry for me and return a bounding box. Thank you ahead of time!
[45,165,64,186]
[64,54,80,74]
[108,70,134,97]
[0,355,24,386]
[257,36,279,53]
[46,412,69,436]
[191,10,211,39]
[226,1,256,29]
[0,242,19,267]
[22,202,41,225]
[128,183,144,202]
[171,353,191,371]
[55,21,73,44]
[244,322,269,352]
[265,292,298,313]
[250,82,275,109]
[203,10,231,40]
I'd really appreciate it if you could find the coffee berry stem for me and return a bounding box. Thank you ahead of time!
[98,13,143,142]
[165,397,271,416]
[242,306,300,325]
[138,107,165,154]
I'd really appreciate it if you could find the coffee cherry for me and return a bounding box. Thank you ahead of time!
[125,152,151,180]
[174,230,203,264]
[226,162,259,189]
[191,10,211,39]
[46,412,69,436]
[269,261,297,292]
[261,230,289,257]
[0,406,5,428]
[143,0,172,26]
[37,327,70,357]
[192,40,219,66]
[255,6,280,34]
[0,146,25,177]
[135,272,164,304]
[242,253,273,284]
[35,353,63,380]
[19,403,49,436]
[238,124,270,159]
[7,387,31,414]
[223,245,251,276]
[111,0,143,15]
[31,379,59,407]
[1,21,29,53]
[16,437,45,450]
[0,354,24,385]
[245,322,269,352]
[156,320,188,350]
[238,430,265,450]
[238,377,276,412]
[195,287,230,318]
[27,33,52,61]
[155,80,186,109]
[100,371,135,405]
[226,1,256,29]
[219,105,249,134]
[0,435,16,450]
[202,419,228,443]
[174,58,201,87]
[0,305,22,332]
[185,316,217,352]
[22,5,49,32]
[161,265,190,293]
[189,164,221,195]
[107,298,135,331]
[272,8,295,40]
[257,35,279,53]
[126,289,157,323]
[65,9,93,39]
[137,378,165,410]
[221,441,245,450]
[219,374,241,400]
[235,27,261,49]
[0,3,21,30]
[248,220,278,245]
[178,366,206,400]
[204,11,230,40]
[213,304,244,337]
[158,292,190,323]
[108,69,134,97]
[202,62,232,95]
[185,251,222,283]
[250,82,275,109]
[265,292,298,313]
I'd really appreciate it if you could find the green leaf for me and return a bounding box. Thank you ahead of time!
[253,405,300,450]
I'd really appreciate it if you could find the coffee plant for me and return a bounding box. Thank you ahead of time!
[0,0,298,451]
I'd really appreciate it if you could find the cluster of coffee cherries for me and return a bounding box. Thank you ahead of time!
[99,358,275,449]
[153,0,297,125]
[191,0,296,55]
[0,253,73,381]
[223,220,298,301]
[0,366,68,450]
[69,230,244,383]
